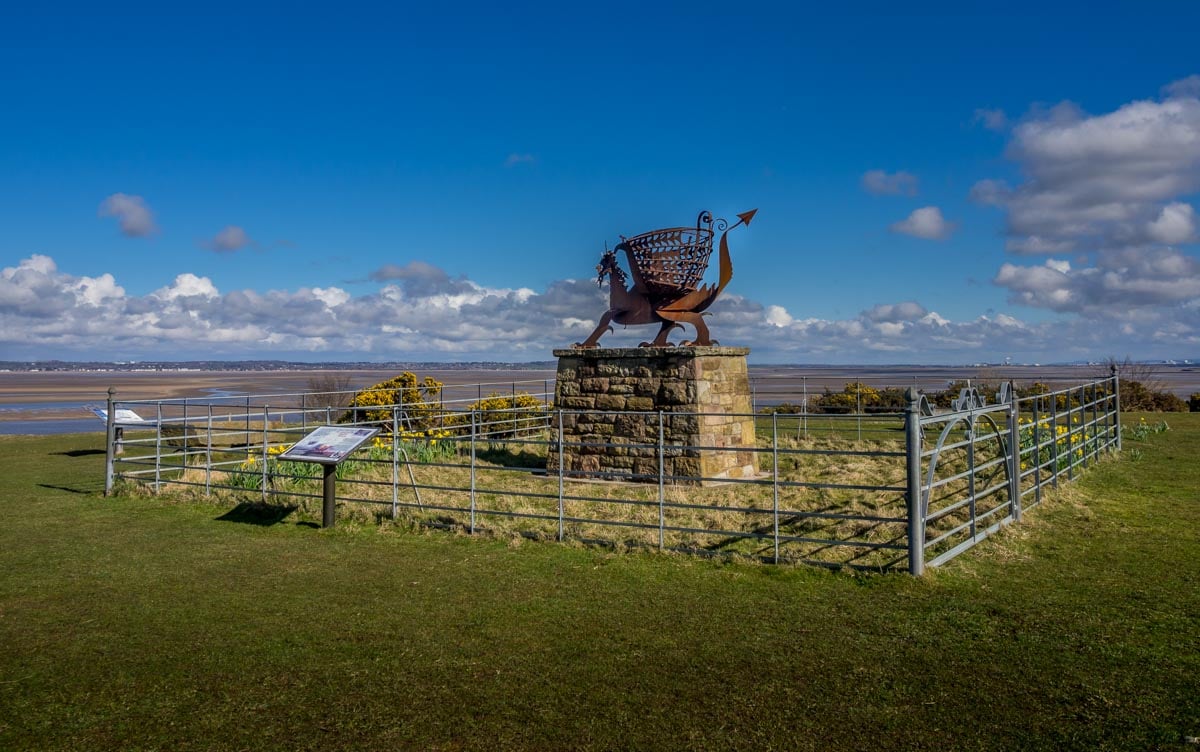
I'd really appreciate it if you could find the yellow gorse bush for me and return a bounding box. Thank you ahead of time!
[345,372,445,429]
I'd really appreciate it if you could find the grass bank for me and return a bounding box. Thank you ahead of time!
[1,415,1197,750]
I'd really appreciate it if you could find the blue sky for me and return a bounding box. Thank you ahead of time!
[2,1,1199,363]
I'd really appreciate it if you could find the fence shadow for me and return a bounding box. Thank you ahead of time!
[476,445,545,470]
[38,483,101,495]
[216,502,298,526]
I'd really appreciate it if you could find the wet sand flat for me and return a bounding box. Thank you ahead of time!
[0,369,557,421]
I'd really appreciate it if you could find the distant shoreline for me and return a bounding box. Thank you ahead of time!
[3,364,1196,427]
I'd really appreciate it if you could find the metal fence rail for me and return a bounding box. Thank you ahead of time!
[103,373,1121,573]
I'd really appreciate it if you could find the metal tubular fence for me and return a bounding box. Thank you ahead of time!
[103,374,1120,573]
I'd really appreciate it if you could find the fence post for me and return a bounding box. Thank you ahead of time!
[469,409,477,534]
[392,407,399,520]
[801,377,808,439]
[205,404,213,497]
[559,409,566,542]
[657,411,665,551]
[856,389,862,442]
[261,405,269,503]
[1067,388,1077,481]
[1050,393,1061,488]
[1111,365,1122,451]
[1031,393,1041,507]
[904,388,924,575]
[154,402,162,493]
[1007,381,1021,523]
[772,412,780,565]
[1080,385,1090,470]
[104,387,117,495]
[1090,381,1099,461]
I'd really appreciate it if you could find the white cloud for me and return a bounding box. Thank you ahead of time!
[1146,202,1196,244]
[207,225,253,252]
[0,255,74,316]
[1163,74,1200,99]
[861,169,918,196]
[1004,236,1076,255]
[764,305,793,327]
[98,193,158,237]
[72,273,125,306]
[310,287,350,308]
[154,273,220,301]
[863,301,927,322]
[994,249,1200,312]
[890,206,954,240]
[973,108,1008,131]
[968,179,1010,206]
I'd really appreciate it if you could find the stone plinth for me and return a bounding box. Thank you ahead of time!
[550,347,756,485]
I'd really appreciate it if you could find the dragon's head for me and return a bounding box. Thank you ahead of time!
[595,248,619,287]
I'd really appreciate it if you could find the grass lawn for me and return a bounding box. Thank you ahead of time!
[0,414,1197,750]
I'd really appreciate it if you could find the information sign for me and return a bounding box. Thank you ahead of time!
[279,426,380,465]
[91,407,152,426]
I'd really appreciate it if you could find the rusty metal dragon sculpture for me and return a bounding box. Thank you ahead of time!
[575,209,757,348]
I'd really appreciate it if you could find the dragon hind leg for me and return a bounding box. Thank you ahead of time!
[657,311,713,346]
[641,321,682,347]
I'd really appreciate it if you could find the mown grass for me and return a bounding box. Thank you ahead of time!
[1,414,1198,750]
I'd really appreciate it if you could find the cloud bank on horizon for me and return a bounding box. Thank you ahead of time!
[3,250,1162,363]
[4,73,1200,363]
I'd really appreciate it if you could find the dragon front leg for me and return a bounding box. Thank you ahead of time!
[575,310,616,348]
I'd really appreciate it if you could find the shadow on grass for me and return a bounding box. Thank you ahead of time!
[216,502,298,526]
[53,449,106,457]
[38,483,101,495]
[476,445,545,470]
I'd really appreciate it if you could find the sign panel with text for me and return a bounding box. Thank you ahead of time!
[278,426,380,465]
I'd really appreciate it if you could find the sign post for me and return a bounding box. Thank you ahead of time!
[104,387,116,495]
[278,425,380,528]
[323,464,337,528]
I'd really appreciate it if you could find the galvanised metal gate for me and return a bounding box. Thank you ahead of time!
[905,373,1120,574]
